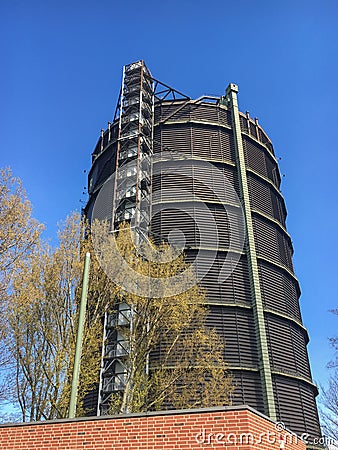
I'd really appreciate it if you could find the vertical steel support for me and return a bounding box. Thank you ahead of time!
[69,252,91,418]
[226,83,276,420]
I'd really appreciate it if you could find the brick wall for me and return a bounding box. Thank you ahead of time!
[0,405,306,450]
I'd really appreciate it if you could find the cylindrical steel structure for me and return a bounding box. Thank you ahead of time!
[84,63,321,441]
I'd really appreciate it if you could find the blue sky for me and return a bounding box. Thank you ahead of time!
[1,0,337,397]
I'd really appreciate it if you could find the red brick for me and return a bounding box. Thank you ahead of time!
[0,408,306,450]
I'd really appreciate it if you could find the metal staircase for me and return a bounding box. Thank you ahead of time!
[97,61,153,415]
[113,60,153,231]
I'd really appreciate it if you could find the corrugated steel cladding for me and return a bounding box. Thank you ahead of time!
[152,100,320,439]
[85,99,320,439]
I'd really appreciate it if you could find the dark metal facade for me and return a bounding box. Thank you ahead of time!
[84,62,321,441]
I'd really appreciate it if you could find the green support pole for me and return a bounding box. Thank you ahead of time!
[68,252,91,419]
[226,84,276,420]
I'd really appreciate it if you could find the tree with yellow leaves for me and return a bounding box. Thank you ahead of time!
[92,221,234,414]
[0,168,44,408]
[1,168,233,420]
[3,212,117,421]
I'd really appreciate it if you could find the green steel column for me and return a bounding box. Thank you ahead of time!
[225,83,276,420]
[69,252,91,419]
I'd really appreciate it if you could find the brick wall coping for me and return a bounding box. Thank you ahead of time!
[0,405,296,434]
[0,404,281,430]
